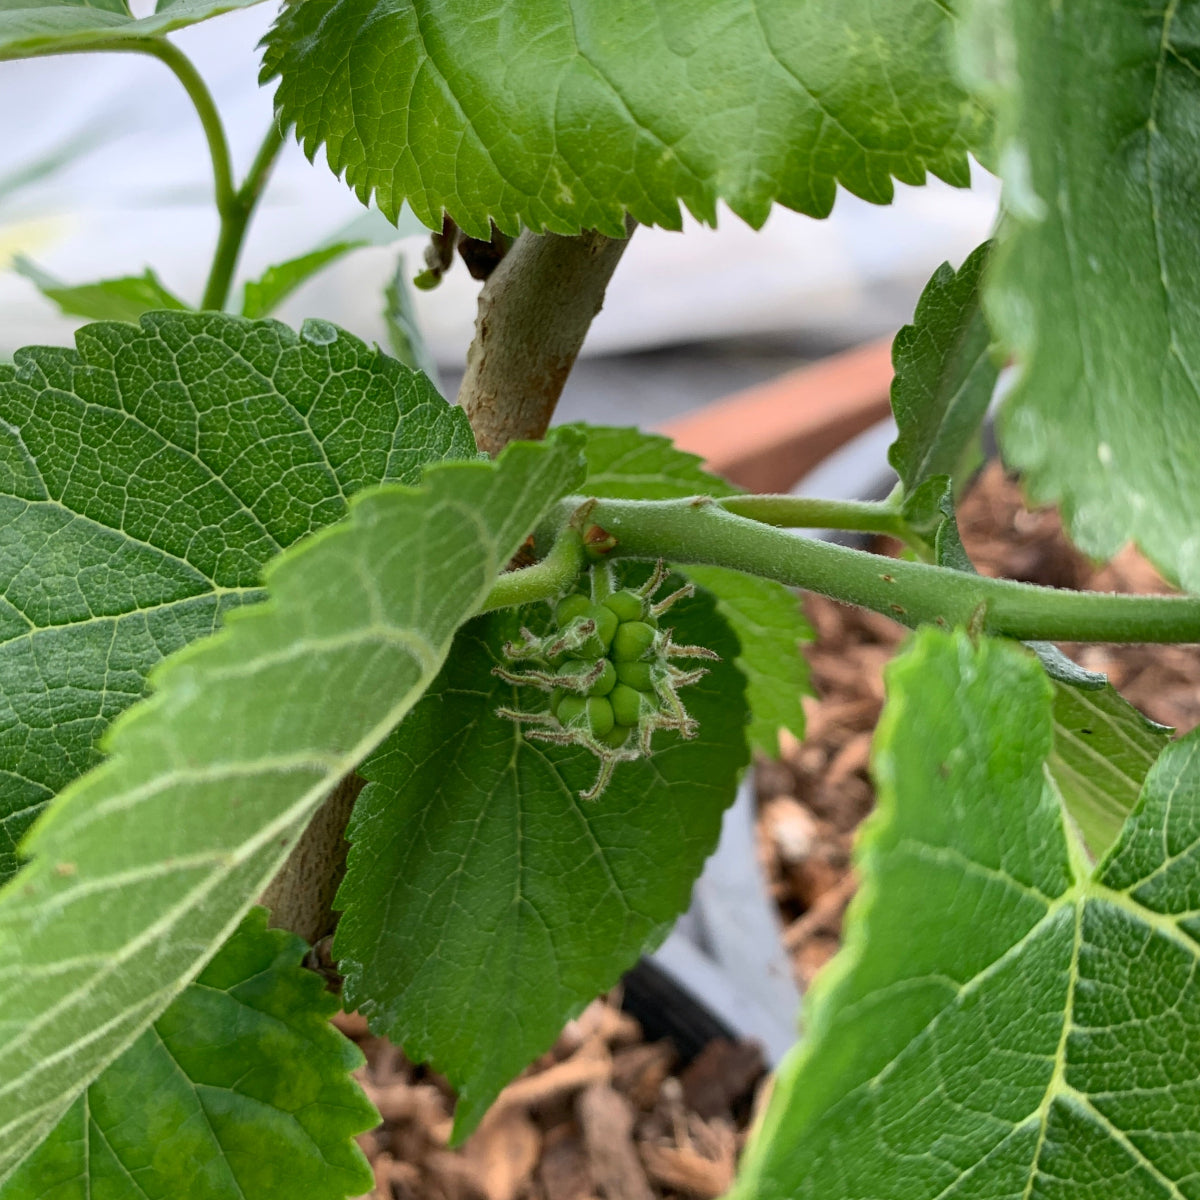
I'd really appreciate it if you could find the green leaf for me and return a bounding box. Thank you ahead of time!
[684,565,809,756]
[0,311,474,882]
[733,627,1200,1199]
[241,241,366,321]
[0,432,584,1183]
[906,473,1164,854]
[574,424,733,501]
[262,0,975,238]
[335,585,748,1139]
[571,424,812,754]
[13,255,190,322]
[888,242,997,496]
[0,0,268,59]
[1047,679,1172,861]
[966,0,1200,590]
[1,908,376,1200]
[382,254,441,384]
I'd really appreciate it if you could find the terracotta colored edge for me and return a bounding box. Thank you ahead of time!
[658,336,896,493]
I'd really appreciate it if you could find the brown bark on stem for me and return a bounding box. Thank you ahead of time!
[259,773,363,946]
[458,220,636,455]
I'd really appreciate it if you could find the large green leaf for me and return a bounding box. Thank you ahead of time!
[967,0,1200,590]
[0,312,474,882]
[0,432,585,1185]
[13,255,190,322]
[0,0,268,59]
[335,586,748,1139]
[1,908,376,1200]
[888,241,997,496]
[572,424,811,755]
[733,627,1200,1198]
[262,0,975,238]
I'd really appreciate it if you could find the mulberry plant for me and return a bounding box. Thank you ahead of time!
[0,1,1199,1199]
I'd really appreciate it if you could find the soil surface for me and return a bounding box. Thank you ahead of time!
[345,463,1198,1199]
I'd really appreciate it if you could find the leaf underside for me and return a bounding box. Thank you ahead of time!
[735,629,1199,1199]
[262,0,975,237]
[1,909,377,1200]
[0,0,269,60]
[571,423,812,755]
[0,431,585,1184]
[973,0,1200,590]
[0,311,474,883]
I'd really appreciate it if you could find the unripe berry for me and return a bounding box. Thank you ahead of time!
[615,660,654,691]
[586,696,615,737]
[602,590,643,623]
[557,695,587,727]
[588,604,620,649]
[612,621,656,662]
[598,724,632,749]
[609,683,644,727]
[590,658,617,696]
[555,593,592,626]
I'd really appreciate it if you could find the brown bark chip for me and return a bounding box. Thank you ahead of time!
[677,1040,766,1122]
[460,1108,543,1200]
[578,1084,656,1200]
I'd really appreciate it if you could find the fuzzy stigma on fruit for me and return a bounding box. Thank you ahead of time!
[493,561,718,799]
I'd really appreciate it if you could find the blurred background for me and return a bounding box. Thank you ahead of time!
[0,4,999,430]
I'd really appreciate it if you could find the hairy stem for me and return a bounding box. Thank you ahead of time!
[716,494,907,535]
[457,220,636,455]
[518,497,1200,645]
[201,121,287,311]
[480,527,584,614]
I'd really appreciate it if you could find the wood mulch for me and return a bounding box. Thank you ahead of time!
[344,462,1198,1198]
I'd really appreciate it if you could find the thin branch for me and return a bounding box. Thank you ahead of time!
[514,496,1200,646]
[457,219,636,455]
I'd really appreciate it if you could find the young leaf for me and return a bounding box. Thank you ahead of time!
[0,312,474,882]
[334,587,748,1140]
[262,0,975,237]
[734,628,1200,1199]
[0,0,269,59]
[1047,680,1171,859]
[0,432,585,1183]
[13,255,190,322]
[241,240,366,320]
[571,424,812,754]
[0,908,376,1200]
[383,255,442,383]
[966,0,1200,589]
[888,242,997,496]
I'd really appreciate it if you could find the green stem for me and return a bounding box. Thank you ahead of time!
[523,497,1200,645]
[201,121,287,312]
[128,39,236,216]
[716,494,905,535]
[479,527,584,614]
[84,39,286,312]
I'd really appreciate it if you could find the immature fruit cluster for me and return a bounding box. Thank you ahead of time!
[494,563,718,799]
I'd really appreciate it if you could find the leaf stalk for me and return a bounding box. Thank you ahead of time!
[511,496,1200,646]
